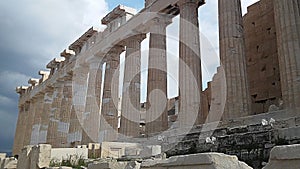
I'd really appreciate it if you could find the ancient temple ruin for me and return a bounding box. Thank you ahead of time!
[13,0,300,168]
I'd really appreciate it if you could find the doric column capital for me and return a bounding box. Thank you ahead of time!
[46,58,65,69]
[104,45,125,62]
[131,34,146,42]
[123,34,146,47]
[60,49,75,60]
[47,58,65,76]
[39,70,50,83]
[16,86,28,95]
[28,78,39,87]
[109,45,125,55]
[177,0,205,8]
[39,70,50,76]
[152,14,172,25]
[148,14,173,32]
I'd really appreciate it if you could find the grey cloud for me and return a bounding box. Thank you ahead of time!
[0,95,15,107]
[0,71,31,92]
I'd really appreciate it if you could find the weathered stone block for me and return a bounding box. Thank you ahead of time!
[30,144,52,169]
[125,147,140,156]
[88,143,101,158]
[100,142,140,159]
[88,161,141,169]
[51,148,88,162]
[88,143,100,150]
[263,144,300,169]
[141,153,252,169]
[278,126,300,140]
[17,145,33,169]
[2,158,17,169]
[0,154,6,160]
[269,144,300,160]
[140,145,161,158]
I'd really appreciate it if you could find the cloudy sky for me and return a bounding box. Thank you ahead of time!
[0,0,258,153]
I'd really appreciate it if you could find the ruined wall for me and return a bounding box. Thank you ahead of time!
[164,112,300,169]
[202,0,282,116]
[244,0,282,115]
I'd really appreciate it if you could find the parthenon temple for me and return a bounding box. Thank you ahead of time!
[13,0,300,167]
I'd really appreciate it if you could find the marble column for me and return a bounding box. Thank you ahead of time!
[68,65,89,146]
[12,104,26,155]
[146,16,170,135]
[99,45,124,142]
[82,59,103,144]
[47,82,64,147]
[218,0,251,119]
[120,34,145,137]
[23,100,34,146]
[39,87,54,144]
[68,106,82,147]
[21,102,30,146]
[178,0,203,127]
[57,78,73,147]
[30,93,45,145]
[274,0,300,111]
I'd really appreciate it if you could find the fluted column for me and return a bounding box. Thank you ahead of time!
[24,100,34,146]
[82,59,103,144]
[21,102,30,146]
[47,82,64,147]
[30,93,45,145]
[39,87,54,144]
[12,104,26,155]
[178,0,203,127]
[57,78,73,147]
[146,16,171,135]
[120,34,145,137]
[22,101,31,147]
[68,65,89,146]
[274,0,300,111]
[218,0,251,119]
[99,46,124,142]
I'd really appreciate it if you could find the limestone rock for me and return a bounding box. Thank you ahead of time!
[100,142,140,159]
[50,147,88,162]
[30,144,52,169]
[140,145,161,158]
[263,144,300,169]
[88,161,141,169]
[3,158,17,169]
[17,145,33,169]
[0,157,17,169]
[0,154,6,160]
[141,153,252,169]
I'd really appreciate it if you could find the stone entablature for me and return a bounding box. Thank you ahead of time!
[102,5,137,33]
[69,27,98,55]
[16,0,190,104]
